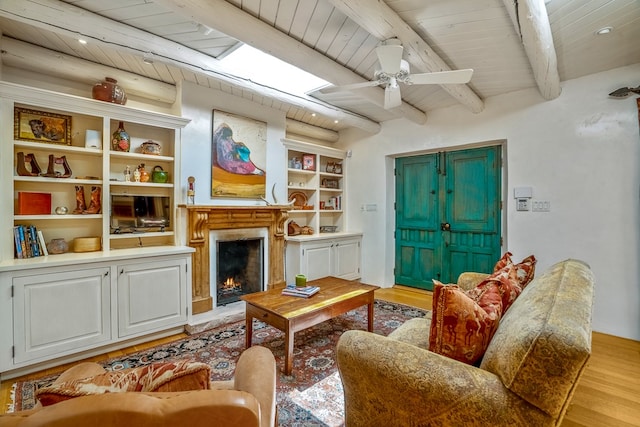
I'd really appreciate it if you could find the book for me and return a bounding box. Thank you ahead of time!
[13,226,23,259]
[281,285,320,298]
[28,225,40,257]
[17,226,28,258]
[37,230,49,256]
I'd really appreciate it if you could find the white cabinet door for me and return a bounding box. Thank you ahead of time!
[332,238,361,280]
[117,258,187,338]
[12,268,111,364]
[303,242,333,281]
[287,235,362,283]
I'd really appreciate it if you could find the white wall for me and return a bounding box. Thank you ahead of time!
[339,63,640,341]
[179,81,288,207]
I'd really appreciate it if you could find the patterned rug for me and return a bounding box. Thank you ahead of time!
[10,300,427,426]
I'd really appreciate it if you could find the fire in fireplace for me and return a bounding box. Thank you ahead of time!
[216,238,264,306]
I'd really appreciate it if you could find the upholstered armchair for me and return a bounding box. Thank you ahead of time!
[0,345,277,427]
[337,259,594,426]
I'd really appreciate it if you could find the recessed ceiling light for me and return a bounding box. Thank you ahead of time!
[143,52,154,65]
[595,27,613,35]
[311,113,316,117]
[334,120,339,124]
[78,39,87,45]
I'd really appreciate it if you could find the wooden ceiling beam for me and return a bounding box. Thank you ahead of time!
[502,0,561,100]
[156,0,427,125]
[327,0,485,114]
[0,0,381,133]
[1,38,177,104]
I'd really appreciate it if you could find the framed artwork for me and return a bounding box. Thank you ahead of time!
[14,107,72,145]
[211,110,267,198]
[302,153,315,171]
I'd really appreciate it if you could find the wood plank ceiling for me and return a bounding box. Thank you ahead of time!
[0,0,638,136]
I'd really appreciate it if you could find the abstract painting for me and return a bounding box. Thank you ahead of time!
[211,110,267,198]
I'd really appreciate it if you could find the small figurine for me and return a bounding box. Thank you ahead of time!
[133,167,141,182]
[187,176,195,204]
[124,165,131,182]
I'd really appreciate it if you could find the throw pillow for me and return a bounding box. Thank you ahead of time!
[493,252,537,288]
[36,360,211,406]
[468,264,522,314]
[429,281,503,365]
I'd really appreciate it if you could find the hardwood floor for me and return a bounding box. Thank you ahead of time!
[2,286,639,427]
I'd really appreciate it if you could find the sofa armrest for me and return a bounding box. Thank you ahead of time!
[336,331,553,427]
[233,346,277,427]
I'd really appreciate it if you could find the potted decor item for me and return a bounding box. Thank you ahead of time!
[92,77,127,104]
[111,122,130,152]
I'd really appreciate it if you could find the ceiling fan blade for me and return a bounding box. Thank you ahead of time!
[319,80,382,94]
[384,86,402,109]
[376,44,404,74]
[408,69,474,85]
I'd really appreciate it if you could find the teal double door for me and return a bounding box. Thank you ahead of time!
[395,146,501,290]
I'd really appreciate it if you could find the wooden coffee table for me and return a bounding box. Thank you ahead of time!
[241,277,379,375]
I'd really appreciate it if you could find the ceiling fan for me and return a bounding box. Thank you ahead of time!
[320,39,473,109]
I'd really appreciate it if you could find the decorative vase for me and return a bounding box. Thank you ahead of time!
[112,122,130,152]
[138,164,150,182]
[47,238,69,255]
[92,77,127,105]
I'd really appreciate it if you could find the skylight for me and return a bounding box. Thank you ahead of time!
[220,44,329,96]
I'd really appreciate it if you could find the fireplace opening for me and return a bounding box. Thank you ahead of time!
[216,238,264,306]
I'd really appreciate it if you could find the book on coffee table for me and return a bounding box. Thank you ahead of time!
[281,285,320,298]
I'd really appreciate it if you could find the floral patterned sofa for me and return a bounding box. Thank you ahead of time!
[336,259,595,426]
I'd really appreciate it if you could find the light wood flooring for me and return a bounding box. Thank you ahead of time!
[2,286,639,427]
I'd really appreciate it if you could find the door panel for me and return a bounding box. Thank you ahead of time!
[395,146,501,289]
[395,155,440,288]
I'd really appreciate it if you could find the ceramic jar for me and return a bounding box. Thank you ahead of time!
[152,165,169,183]
[92,77,127,105]
[141,140,161,155]
[138,164,150,182]
[112,121,130,152]
[47,238,69,254]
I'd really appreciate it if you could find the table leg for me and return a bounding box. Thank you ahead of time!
[245,311,253,349]
[367,299,374,332]
[284,325,294,375]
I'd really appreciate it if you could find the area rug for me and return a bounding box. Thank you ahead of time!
[10,300,427,426]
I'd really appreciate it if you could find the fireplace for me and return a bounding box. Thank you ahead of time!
[212,229,266,306]
[183,205,289,315]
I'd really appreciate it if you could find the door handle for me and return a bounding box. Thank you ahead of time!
[440,222,451,231]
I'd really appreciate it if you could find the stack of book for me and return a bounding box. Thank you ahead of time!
[281,285,320,298]
[14,224,49,259]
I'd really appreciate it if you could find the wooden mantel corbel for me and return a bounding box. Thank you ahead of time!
[181,205,290,314]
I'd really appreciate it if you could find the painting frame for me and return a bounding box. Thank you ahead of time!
[211,110,267,199]
[14,107,72,145]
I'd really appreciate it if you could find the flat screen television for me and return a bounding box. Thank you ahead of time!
[110,194,170,233]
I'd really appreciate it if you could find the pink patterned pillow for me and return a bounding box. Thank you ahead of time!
[493,252,537,288]
[36,360,211,406]
[429,281,503,365]
[469,265,522,314]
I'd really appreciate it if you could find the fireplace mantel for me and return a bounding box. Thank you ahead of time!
[181,205,289,314]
